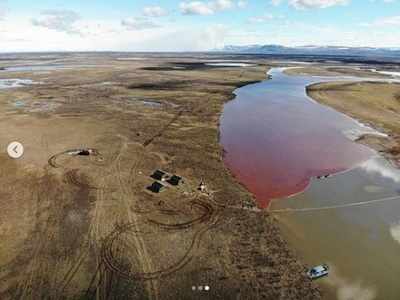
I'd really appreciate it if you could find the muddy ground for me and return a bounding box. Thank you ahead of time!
[0,54,320,299]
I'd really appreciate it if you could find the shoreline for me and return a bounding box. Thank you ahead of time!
[218,66,400,300]
[216,67,322,298]
[221,68,382,212]
[306,81,400,169]
[218,71,270,210]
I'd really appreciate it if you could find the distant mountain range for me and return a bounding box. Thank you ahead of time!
[218,45,400,58]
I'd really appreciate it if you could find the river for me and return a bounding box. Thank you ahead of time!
[220,68,400,300]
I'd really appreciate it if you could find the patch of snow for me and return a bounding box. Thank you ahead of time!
[273,60,314,65]
[205,63,254,67]
[0,78,38,89]
[116,57,147,61]
[378,71,400,77]
[361,159,400,183]
[343,119,388,141]
[370,69,400,78]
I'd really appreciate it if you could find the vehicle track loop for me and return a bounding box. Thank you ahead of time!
[147,199,214,230]
[101,219,213,281]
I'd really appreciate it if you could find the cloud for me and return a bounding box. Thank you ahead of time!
[290,0,349,8]
[363,15,400,27]
[272,0,350,9]
[0,14,229,52]
[180,0,235,15]
[2,0,400,52]
[378,15,400,25]
[121,5,168,31]
[145,24,229,50]
[31,9,81,34]
[237,0,248,8]
[143,6,169,17]
[121,17,160,30]
[0,0,7,20]
[248,14,274,23]
[180,1,216,15]
[370,0,396,2]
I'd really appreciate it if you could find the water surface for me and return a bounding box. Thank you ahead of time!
[220,68,376,208]
[220,67,400,299]
[271,157,400,300]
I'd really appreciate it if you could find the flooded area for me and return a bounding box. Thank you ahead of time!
[221,67,400,299]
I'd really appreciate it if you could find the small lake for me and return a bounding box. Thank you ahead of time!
[220,68,400,299]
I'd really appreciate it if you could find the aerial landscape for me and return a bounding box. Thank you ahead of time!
[1,0,400,299]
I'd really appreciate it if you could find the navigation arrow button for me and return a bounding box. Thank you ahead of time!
[7,141,24,159]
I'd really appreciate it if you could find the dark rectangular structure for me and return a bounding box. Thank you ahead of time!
[167,175,182,186]
[151,170,167,181]
[147,181,166,193]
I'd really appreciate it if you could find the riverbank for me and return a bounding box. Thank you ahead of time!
[228,67,400,300]
[284,66,389,79]
[307,81,400,168]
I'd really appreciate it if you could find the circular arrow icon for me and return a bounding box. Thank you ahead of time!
[7,141,24,159]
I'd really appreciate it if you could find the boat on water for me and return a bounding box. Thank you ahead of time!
[307,264,329,280]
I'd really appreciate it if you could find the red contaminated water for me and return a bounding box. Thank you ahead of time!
[220,69,374,208]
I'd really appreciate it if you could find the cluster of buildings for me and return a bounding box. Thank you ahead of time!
[147,169,183,193]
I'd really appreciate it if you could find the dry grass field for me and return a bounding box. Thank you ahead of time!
[0,54,320,299]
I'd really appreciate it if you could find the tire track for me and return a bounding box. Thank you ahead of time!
[146,199,214,230]
[64,169,102,190]
[101,206,220,281]
[54,139,124,297]
[114,149,160,300]
[85,138,125,299]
